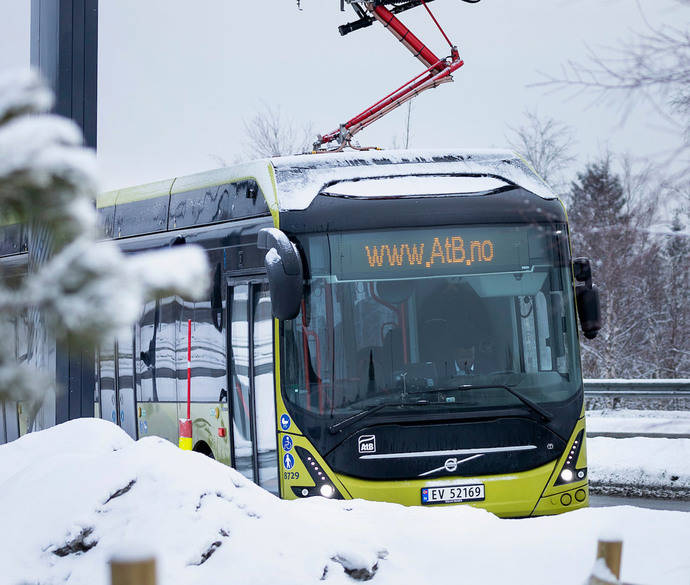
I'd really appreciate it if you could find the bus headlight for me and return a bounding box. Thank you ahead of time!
[290,446,343,499]
[555,429,587,486]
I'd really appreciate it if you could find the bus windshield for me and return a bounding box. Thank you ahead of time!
[281,224,582,423]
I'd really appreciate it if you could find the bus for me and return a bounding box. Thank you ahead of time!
[94,149,600,517]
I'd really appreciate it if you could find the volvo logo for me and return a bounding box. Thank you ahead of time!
[418,453,485,477]
[444,458,459,473]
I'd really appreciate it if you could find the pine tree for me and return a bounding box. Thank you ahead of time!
[568,156,629,231]
[567,156,661,378]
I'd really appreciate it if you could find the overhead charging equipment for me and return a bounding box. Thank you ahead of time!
[313,0,482,151]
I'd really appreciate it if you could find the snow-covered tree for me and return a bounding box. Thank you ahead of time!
[568,156,630,229]
[656,209,690,376]
[568,157,649,378]
[0,71,209,405]
[567,155,690,378]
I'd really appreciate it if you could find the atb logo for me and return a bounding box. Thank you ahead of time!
[358,435,376,454]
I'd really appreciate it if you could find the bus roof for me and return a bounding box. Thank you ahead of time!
[98,148,555,215]
[270,149,555,210]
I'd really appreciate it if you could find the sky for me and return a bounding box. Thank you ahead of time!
[0,0,686,192]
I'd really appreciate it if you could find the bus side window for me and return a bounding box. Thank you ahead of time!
[116,327,137,440]
[155,297,178,402]
[183,297,226,403]
[137,300,158,403]
[98,341,116,424]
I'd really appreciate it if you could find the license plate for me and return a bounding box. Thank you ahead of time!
[421,484,485,505]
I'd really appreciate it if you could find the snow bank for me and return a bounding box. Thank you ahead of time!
[0,420,688,585]
[588,437,690,498]
[587,410,690,435]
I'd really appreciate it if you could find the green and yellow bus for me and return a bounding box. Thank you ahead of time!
[94,149,600,517]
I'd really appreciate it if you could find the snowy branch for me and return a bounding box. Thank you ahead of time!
[0,71,210,404]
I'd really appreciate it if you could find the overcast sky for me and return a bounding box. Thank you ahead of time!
[0,0,686,191]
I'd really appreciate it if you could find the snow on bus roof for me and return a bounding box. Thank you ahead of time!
[269,149,555,211]
[323,175,510,197]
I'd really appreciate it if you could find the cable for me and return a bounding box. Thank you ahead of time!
[420,0,454,49]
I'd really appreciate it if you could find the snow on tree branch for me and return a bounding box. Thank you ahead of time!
[0,71,209,404]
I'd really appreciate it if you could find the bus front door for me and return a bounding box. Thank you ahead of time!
[228,281,278,494]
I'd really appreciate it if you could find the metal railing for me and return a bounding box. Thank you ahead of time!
[584,378,690,438]
[584,378,690,397]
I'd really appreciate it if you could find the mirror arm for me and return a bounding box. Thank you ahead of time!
[573,257,593,289]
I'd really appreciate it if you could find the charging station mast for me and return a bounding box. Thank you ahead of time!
[30,0,98,425]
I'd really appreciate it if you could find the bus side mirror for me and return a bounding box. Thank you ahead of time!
[573,257,602,340]
[258,228,304,320]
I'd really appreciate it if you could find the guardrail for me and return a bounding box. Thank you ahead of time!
[584,379,690,412]
[584,379,690,395]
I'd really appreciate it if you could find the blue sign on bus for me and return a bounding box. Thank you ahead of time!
[282,435,293,452]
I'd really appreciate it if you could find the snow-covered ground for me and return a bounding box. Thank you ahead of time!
[1,420,689,585]
[585,410,690,497]
[588,436,690,498]
[587,409,690,436]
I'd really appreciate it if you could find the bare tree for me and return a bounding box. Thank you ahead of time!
[568,153,690,378]
[657,207,690,376]
[537,1,690,173]
[243,104,314,158]
[506,110,576,191]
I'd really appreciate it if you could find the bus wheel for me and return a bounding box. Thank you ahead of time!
[193,441,215,459]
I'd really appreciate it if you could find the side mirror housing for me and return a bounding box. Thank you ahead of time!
[576,284,601,339]
[258,228,304,320]
[573,257,602,339]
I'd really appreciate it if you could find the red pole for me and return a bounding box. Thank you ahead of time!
[371,4,444,71]
[187,318,191,420]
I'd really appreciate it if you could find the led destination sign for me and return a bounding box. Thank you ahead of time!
[333,226,530,280]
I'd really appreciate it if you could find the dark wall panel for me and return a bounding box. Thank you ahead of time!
[31,0,98,427]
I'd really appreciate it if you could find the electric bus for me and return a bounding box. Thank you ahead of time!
[33,150,605,517]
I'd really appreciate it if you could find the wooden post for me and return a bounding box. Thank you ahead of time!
[589,539,624,585]
[110,558,157,585]
[596,539,623,580]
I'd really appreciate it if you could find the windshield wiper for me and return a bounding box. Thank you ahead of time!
[328,384,553,435]
[433,384,553,422]
[328,400,432,434]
